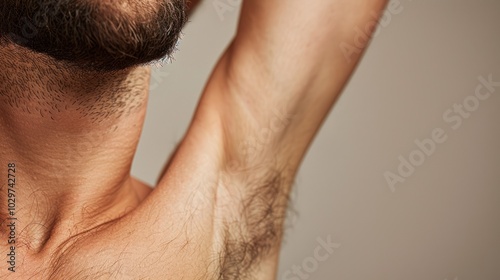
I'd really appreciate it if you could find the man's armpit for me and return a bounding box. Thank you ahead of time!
[213,165,296,279]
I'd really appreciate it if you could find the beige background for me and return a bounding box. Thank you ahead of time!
[131,0,500,279]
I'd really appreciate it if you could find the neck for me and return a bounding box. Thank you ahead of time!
[0,44,151,254]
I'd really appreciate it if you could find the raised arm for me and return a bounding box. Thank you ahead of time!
[207,0,389,180]
[145,1,388,278]
[187,0,388,275]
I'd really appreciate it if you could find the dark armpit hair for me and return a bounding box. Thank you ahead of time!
[215,166,296,280]
[0,0,187,71]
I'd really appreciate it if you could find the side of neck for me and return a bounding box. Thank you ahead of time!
[0,44,152,253]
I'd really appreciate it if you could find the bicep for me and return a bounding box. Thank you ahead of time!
[214,0,389,173]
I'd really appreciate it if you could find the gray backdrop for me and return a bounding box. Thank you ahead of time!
[132,1,500,279]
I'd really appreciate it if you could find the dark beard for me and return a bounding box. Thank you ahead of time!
[0,0,187,71]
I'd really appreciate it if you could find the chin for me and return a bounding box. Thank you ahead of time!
[0,0,187,71]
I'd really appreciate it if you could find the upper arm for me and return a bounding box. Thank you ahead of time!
[212,0,389,175]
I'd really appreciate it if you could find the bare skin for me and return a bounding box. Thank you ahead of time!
[0,0,388,279]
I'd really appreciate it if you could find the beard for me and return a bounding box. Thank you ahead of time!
[0,0,187,71]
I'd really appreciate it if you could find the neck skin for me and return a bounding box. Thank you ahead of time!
[0,44,152,256]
